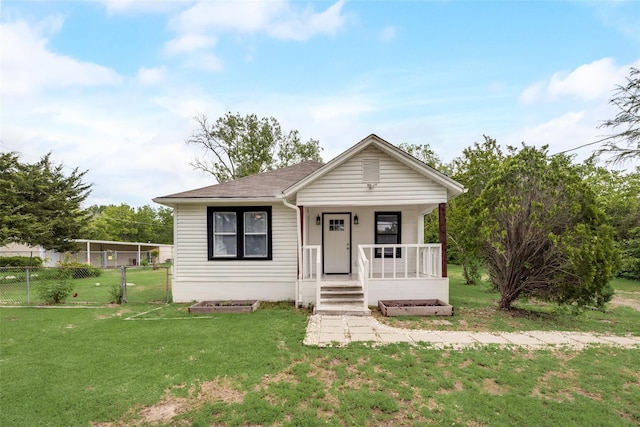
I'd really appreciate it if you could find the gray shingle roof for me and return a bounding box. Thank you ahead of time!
[157,160,324,199]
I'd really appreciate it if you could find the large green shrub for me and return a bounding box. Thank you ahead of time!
[472,146,617,310]
[57,262,102,279]
[0,256,43,267]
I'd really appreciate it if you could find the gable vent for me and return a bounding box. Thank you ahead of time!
[362,158,380,183]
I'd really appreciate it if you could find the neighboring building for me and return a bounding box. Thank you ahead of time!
[154,134,465,315]
[0,240,173,268]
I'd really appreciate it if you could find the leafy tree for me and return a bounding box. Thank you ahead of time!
[473,145,616,310]
[398,142,448,171]
[0,152,91,252]
[86,204,173,244]
[186,112,322,183]
[598,67,640,163]
[396,142,446,241]
[86,204,137,242]
[579,159,640,279]
[153,207,174,244]
[448,136,505,285]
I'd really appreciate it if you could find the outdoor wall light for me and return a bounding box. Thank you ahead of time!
[354,214,359,225]
[316,215,321,225]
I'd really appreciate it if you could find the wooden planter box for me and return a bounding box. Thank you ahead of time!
[378,299,453,317]
[188,300,260,314]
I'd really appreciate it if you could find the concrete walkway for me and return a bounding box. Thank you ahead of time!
[303,315,640,349]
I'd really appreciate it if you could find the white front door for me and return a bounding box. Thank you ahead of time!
[323,213,351,274]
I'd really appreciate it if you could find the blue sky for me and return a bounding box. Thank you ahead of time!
[1,0,639,207]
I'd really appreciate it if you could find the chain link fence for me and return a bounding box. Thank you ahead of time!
[0,266,171,305]
[120,267,172,304]
[0,249,173,268]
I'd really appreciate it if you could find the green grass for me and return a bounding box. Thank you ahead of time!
[378,265,640,336]
[1,267,639,426]
[0,267,169,305]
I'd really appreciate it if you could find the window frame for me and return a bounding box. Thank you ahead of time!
[207,206,272,261]
[374,211,402,258]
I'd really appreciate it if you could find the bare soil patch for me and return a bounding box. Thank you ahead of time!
[482,378,509,395]
[92,377,246,426]
[610,292,640,311]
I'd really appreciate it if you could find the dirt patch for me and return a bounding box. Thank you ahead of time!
[199,377,245,404]
[481,378,509,395]
[531,370,576,402]
[554,351,578,362]
[140,396,188,424]
[92,377,245,426]
[458,359,472,369]
[96,308,133,320]
[610,293,640,311]
[436,381,464,394]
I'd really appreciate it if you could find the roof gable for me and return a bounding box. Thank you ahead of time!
[283,134,465,199]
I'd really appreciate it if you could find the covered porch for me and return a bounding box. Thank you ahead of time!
[280,135,465,315]
[293,204,449,315]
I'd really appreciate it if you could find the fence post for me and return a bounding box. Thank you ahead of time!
[120,267,127,303]
[26,267,30,304]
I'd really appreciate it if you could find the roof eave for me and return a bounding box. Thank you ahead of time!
[153,196,282,207]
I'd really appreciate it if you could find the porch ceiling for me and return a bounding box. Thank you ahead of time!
[296,201,441,211]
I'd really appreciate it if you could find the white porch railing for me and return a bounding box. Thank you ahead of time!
[358,244,442,279]
[302,245,322,306]
[302,244,441,310]
[357,246,369,309]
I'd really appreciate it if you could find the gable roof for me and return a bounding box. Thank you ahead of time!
[153,160,323,204]
[282,134,465,199]
[153,134,466,206]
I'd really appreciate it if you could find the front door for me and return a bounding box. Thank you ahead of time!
[323,213,351,274]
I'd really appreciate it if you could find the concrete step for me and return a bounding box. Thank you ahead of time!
[320,298,364,304]
[320,282,361,288]
[321,291,364,297]
[321,286,363,292]
[314,305,371,316]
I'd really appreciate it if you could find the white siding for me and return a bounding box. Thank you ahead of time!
[368,278,449,305]
[296,147,448,206]
[172,202,298,302]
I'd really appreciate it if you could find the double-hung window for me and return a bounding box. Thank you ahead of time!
[207,206,272,260]
[375,211,401,258]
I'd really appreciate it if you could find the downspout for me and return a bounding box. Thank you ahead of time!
[282,197,303,307]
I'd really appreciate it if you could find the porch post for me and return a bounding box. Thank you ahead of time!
[438,203,447,278]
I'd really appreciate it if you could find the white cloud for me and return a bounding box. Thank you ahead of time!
[101,0,188,15]
[0,19,122,97]
[267,0,346,41]
[519,58,631,104]
[136,66,167,86]
[169,0,346,41]
[503,110,604,162]
[199,54,224,72]
[164,34,217,56]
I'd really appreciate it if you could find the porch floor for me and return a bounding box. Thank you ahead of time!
[306,272,440,281]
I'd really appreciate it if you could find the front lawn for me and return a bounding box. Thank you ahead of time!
[377,265,640,336]
[1,268,639,426]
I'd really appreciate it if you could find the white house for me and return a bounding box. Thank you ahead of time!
[154,134,465,315]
